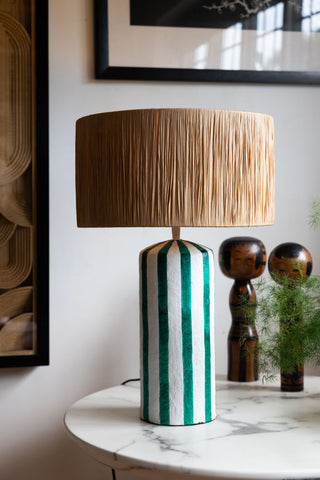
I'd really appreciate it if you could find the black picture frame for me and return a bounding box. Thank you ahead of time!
[0,0,49,368]
[95,0,320,85]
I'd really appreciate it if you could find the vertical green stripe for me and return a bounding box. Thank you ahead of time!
[157,240,173,424]
[202,251,212,421]
[178,241,193,425]
[141,249,149,421]
[190,242,212,422]
[141,241,165,422]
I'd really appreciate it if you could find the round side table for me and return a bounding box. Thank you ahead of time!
[65,376,320,480]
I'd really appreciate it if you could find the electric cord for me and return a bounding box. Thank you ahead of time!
[121,378,140,385]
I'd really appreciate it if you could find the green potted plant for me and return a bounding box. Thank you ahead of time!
[242,243,320,390]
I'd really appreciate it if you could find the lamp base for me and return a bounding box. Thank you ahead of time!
[139,239,216,426]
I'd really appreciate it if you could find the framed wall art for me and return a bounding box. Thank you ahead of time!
[0,0,49,367]
[95,0,320,84]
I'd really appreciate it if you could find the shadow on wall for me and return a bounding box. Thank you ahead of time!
[1,427,111,480]
[0,366,35,384]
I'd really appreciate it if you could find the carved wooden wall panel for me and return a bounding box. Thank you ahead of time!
[0,0,48,366]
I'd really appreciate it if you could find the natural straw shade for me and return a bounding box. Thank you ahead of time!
[76,108,275,228]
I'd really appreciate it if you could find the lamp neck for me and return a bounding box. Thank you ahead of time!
[172,227,181,240]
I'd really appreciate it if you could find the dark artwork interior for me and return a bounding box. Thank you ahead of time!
[130,0,317,32]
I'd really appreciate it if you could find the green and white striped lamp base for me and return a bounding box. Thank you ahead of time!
[139,239,216,426]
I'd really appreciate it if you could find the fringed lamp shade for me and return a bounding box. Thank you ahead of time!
[76,109,275,228]
[75,108,275,426]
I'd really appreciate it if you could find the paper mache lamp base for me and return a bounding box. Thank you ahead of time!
[139,238,216,426]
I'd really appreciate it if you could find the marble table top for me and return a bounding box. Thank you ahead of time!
[64,376,320,480]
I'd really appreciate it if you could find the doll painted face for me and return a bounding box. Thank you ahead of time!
[268,243,312,282]
[219,237,266,281]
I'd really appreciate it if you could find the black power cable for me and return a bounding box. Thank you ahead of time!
[121,378,140,385]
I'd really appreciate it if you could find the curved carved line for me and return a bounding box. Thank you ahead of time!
[0,226,32,289]
[0,168,32,227]
[0,13,31,186]
[0,215,16,247]
[0,286,33,320]
[0,312,33,352]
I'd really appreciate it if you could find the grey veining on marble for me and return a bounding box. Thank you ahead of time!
[64,377,320,480]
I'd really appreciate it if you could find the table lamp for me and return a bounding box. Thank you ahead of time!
[76,108,275,426]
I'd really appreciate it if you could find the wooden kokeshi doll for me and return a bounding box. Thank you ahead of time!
[219,237,266,382]
[268,242,312,392]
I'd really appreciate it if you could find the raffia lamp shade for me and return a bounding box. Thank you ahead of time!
[75,108,275,426]
[76,108,275,228]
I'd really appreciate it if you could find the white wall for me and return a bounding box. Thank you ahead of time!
[0,1,319,479]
